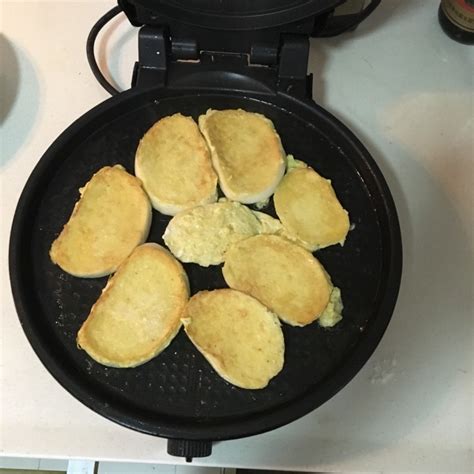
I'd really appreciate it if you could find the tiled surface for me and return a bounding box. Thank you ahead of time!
[97,463,222,474]
[38,460,68,472]
[0,459,226,474]
[0,471,34,474]
[0,459,41,470]
[0,470,62,474]
[0,458,67,472]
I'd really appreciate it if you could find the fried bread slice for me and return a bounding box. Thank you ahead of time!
[77,243,189,367]
[223,234,332,326]
[135,113,217,215]
[50,165,151,277]
[163,200,261,266]
[182,289,284,389]
[274,167,350,250]
[198,109,286,203]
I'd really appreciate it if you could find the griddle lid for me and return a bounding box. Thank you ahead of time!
[118,0,344,30]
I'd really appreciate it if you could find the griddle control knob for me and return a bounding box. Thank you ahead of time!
[167,438,213,462]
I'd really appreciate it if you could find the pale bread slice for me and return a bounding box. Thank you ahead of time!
[274,167,350,250]
[135,113,218,215]
[77,243,189,368]
[163,200,261,267]
[198,109,286,203]
[223,234,332,327]
[50,165,151,278]
[182,289,284,389]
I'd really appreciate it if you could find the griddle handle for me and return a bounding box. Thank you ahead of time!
[167,439,212,462]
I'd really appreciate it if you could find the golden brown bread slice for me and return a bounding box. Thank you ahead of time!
[223,234,332,326]
[274,166,350,250]
[77,243,189,368]
[50,165,151,278]
[198,109,286,203]
[182,289,284,389]
[135,113,218,215]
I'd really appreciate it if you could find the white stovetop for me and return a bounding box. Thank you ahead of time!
[1,0,472,472]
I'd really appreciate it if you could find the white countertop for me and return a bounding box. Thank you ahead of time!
[1,0,472,471]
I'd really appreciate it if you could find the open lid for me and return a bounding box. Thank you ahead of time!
[118,0,344,31]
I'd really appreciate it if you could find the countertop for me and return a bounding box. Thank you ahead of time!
[1,0,472,471]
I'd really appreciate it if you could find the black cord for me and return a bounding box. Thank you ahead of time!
[86,5,123,96]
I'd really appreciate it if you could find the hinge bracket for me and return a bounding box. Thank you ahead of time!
[132,26,168,88]
[132,27,312,99]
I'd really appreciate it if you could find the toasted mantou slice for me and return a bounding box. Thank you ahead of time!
[50,165,151,278]
[198,109,286,203]
[163,200,261,266]
[182,289,284,389]
[135,113,218,215]
[77,243,189,368]
[223,235,332,326]
[274,167,350,250]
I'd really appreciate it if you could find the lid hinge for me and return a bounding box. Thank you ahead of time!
[171,38,199,61]
[249,43,278,66]
[132,26,168,89]
[132,28,312,99]
[277,35,312,99]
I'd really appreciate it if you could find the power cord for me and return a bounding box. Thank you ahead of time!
[86,5,122,95]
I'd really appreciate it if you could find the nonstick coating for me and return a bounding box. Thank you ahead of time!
[10,88,401,441]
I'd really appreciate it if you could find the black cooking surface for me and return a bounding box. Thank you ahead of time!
[12,91,397,438]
